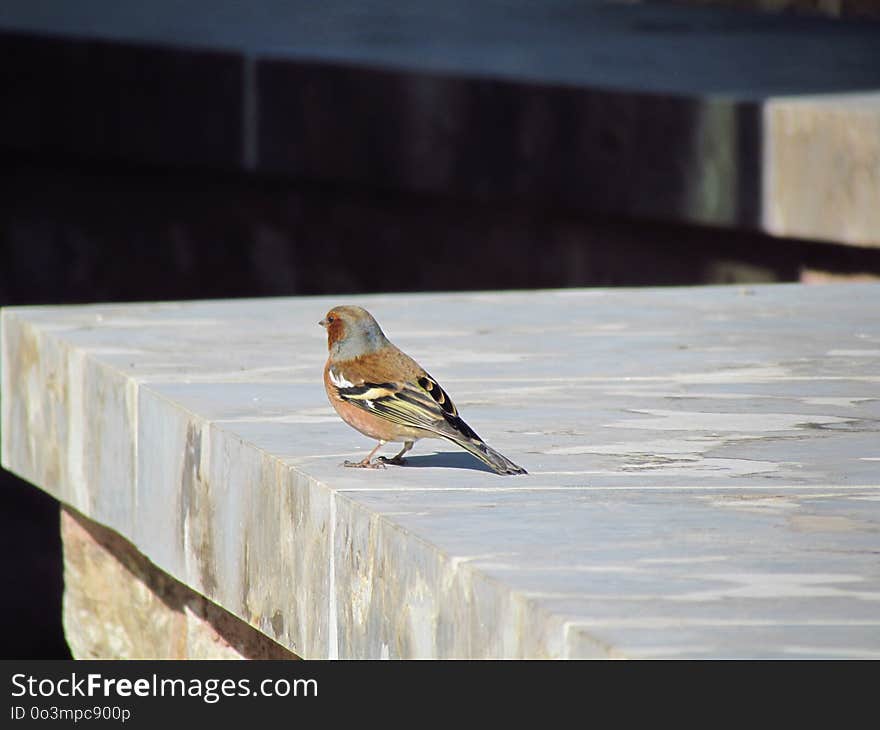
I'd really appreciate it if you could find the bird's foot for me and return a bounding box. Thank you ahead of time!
[343,459,386,469]
[378,455,407,466]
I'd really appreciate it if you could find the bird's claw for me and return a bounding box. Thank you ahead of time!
[378,456,406,466]
[343,459,386,469]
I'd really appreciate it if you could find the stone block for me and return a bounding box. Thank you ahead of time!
[1,2,879,246]
[765,94,880,248]
[61,506,296,659]
[3,286,880,657]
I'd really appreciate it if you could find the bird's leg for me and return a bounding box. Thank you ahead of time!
[379,441,414,466]
[344,441,387,469]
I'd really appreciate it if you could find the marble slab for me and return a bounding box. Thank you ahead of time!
[2,283,879,657]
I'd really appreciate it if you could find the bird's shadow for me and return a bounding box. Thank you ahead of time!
[392,451,497,474]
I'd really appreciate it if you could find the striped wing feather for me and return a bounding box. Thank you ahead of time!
[336,374,481,441]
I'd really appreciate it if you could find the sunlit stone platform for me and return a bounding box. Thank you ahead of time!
[3,283,879,658]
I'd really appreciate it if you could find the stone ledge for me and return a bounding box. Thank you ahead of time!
[1,1,879,246]
[2,285,880,658]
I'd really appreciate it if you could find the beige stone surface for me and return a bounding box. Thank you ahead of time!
[61,507,297,659]
[764,93,880,248]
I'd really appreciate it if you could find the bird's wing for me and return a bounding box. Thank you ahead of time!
[334,372,481,441]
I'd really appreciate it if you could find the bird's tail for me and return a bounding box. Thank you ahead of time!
[445,434,527,476]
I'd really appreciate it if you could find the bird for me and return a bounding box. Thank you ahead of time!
[319,305,527,475]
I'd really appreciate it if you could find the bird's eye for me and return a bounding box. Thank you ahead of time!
[327,314,335,322]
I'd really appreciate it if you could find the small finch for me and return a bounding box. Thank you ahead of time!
[319,305,526,475]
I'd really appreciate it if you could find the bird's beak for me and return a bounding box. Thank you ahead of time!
[318,318,328,328]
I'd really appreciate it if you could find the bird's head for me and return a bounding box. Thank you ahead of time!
[319,305,388,358]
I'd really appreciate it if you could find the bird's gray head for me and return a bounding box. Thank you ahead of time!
[319,305,389,360]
